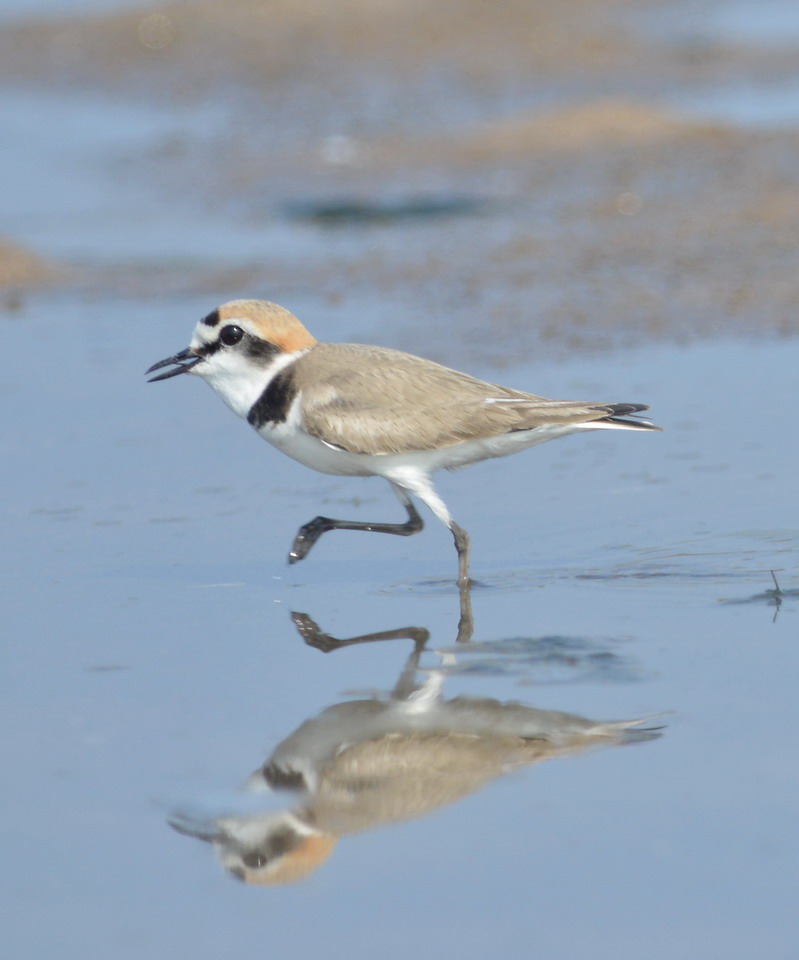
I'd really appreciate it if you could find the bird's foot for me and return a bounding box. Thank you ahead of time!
[287,516,335,563]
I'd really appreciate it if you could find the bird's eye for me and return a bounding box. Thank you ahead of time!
[219,324,244,346]
[242,851,268,869]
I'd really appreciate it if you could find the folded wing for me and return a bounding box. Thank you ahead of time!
[295,344,657,456]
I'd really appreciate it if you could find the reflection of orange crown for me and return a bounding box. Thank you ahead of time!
[244,834,337,886]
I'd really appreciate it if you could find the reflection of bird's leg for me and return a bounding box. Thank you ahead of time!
[390,641,429,701]
[402,647,459,706]
[291,611,430,701]
[457,578,474,643]
[291,611,429,655]
[403,668,445,710]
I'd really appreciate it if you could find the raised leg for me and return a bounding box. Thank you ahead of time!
[288,490,423,564]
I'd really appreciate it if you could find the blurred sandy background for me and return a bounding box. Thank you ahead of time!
[2,0,798,362]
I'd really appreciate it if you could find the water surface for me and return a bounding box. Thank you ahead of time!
[2,0,798,957]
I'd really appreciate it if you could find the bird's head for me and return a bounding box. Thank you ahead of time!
[146,299,317,417]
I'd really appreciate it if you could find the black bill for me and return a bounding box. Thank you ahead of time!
[146,348,203,382]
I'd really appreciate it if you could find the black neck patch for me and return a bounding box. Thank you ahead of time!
[247,367,298,428]
[262,763,307,791]
[201,308,221,327]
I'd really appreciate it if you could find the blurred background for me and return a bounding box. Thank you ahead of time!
[3,0,799,351]
[2,1,797,958]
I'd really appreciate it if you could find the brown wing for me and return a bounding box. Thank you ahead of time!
[294,343,638,456]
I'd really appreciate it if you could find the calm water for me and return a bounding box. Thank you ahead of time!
[4,292,797,957]
[2,1,798,957]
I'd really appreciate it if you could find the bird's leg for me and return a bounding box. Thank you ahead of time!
[288,498,423,564]
[449,522,474,642]
[450,522,471,587]
[396,476,475,591]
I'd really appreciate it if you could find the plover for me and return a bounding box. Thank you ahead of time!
[147,299,659,582]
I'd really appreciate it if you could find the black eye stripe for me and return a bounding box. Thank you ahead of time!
[195,331,279,362]
[195,338,222,358]
[244,338,279,363]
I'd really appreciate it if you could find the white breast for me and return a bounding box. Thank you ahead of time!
[254,394,592,481]
[254,394,377,477]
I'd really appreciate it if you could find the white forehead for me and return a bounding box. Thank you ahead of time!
[189,314,260,351]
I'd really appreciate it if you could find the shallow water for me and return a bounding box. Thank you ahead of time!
[2,0,798,957]
[4,288,797,958]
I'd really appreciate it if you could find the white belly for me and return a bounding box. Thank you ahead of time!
[257,421,376,477]
[255,412,589,480]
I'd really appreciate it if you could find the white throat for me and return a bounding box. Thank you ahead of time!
[196,351,301,420]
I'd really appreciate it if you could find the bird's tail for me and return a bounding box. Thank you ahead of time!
[586,714,668,745]
[593,403,661,431]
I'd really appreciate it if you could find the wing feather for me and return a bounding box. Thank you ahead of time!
[294,343,648,455]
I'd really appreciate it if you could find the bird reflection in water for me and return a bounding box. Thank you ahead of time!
[169,614,663,885]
